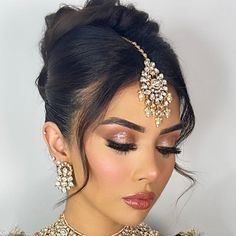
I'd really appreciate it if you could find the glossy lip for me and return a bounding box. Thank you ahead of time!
[122,192,156,200]
[122,192,156,210]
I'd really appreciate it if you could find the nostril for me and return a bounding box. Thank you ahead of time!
[138,169,159,182]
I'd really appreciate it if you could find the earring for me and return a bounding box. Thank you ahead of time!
[55,160,75,193]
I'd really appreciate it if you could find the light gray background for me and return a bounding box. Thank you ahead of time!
[0,0,235,235]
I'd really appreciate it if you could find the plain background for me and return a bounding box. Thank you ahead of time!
[0,0,235,235]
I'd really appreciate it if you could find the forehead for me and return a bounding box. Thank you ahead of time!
[103,82,180,132]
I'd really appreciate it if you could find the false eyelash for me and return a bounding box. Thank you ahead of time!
[105,139,136,155]
[156,146,182,157]
[106,139,181,157]
[156,146,182,154]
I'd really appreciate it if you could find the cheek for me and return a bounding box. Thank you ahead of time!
[84,139,129,188]
[159,157,176,183]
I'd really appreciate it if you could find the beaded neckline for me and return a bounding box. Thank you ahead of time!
[61,213,127,236]
[34,213,160,236]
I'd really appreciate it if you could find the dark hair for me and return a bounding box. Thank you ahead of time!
[35,0,196,207]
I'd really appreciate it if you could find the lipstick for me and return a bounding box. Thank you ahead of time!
[122,192,156,210]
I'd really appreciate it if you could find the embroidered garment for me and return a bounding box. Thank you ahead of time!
[6,214,200,236]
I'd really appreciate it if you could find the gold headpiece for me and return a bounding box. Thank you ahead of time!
[122,37,173,127]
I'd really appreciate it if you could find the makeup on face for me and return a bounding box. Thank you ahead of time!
[157,129,182,147]
[96,125,136,143]
[99,117,183,135]
[108,130,133,144]
[122,192,156,210]
[96,117,183,157]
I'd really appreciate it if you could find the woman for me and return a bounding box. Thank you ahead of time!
[9,0,199,235]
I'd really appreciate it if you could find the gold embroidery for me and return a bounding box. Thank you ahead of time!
[33,213,160,236]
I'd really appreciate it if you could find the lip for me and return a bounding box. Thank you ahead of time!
[122,192,156,210]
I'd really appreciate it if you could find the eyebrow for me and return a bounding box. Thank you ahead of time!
[99,117,183,135]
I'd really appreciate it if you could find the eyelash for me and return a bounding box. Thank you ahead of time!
[105,139,181,157]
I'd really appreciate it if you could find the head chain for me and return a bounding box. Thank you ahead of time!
[122,37,173,127]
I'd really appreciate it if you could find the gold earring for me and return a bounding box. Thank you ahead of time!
[55,160,75,193]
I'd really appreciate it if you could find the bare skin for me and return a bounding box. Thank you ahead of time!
[42,82,181,236]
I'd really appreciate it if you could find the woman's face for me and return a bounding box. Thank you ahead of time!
[68,81,181,226]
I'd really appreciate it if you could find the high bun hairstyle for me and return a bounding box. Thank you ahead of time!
[35,0,196,207]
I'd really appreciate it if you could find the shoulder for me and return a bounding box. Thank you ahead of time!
[134,222,161,235]
[141,223,201,236]
[7,234,26,236]
[175,229,202,236]
[6,227,27,236]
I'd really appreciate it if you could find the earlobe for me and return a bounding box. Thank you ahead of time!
[42,121,70,162]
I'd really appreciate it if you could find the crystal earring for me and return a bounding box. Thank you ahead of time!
[55,160,75,193]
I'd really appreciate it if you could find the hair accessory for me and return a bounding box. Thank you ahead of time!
[122,37,173,127]
[55,161,75,193]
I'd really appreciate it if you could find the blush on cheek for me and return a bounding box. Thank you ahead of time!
[86,148,128,186]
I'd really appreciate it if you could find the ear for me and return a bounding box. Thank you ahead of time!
[42,121,71,163]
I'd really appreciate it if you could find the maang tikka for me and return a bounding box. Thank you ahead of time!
[122,37,173,127]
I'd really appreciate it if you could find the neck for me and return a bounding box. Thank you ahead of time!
[64,196,125,236]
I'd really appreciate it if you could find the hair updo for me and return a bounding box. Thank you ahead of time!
[35,0,196,207]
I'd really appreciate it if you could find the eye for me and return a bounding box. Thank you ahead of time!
[105,139,137,155]
[156,146,182,158]
[105,139,182,157]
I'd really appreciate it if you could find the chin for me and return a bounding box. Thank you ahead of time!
[118,210,150,227]
[111,200,155,226]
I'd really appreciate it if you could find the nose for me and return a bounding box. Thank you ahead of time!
[133,147,160,183]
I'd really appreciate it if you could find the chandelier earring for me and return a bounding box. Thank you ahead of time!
[55,160,75,193]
